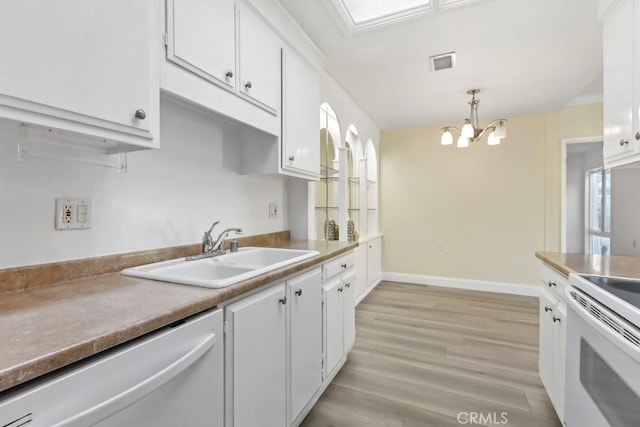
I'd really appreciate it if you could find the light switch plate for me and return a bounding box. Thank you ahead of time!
[55,197,92,230]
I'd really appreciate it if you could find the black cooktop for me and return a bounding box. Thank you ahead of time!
[580,275,640,311]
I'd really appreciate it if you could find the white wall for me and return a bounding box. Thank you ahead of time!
[0,97,285,268]
[380,104,603,286]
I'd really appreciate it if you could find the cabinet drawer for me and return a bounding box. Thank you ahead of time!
[540,264,569,301]
[323,252,354,282]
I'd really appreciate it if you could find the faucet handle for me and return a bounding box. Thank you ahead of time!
[206,221,220,235]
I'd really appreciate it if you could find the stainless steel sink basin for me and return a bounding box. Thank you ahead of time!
[121,247,319,288]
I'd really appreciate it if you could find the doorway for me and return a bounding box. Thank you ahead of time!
[561,137,604,253]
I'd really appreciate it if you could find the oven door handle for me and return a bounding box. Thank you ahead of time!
[566,287,640,362]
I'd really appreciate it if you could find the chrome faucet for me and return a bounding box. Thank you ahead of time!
[187,222,242,261]
[201,221,220,254]
[212,227,243,253]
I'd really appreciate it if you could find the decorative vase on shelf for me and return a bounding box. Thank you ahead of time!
[347,218,356,242]
[324,218,337,240]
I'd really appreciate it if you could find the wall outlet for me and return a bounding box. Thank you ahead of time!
[269,202,278,218]
[437,242,445,252]
[55,197,92,230]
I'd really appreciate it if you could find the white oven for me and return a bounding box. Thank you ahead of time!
[565,274,640,427]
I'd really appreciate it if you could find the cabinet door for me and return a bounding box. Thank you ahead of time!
[354,244,369,302]
[237,3,281,113]
[0,0,155,139]
[167,0,236,90]
[226,284,286,427]
[288,269,323,421]
[282,49,321,178]
[553,303,567,422]
[323,278,344,379]
[603,0,636,163]
[538,289,558,400]
[342,271,356,352]
[367,237,383,288]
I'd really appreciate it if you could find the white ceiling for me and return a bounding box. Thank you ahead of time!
[277,0,603,130]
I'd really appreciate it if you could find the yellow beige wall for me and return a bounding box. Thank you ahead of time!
[380,103,603,285]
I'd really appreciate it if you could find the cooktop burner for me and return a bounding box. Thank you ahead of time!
[580,275,640,311]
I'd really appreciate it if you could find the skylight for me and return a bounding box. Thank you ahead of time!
[331,0,478,33]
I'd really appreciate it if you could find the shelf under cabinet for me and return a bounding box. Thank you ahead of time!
[348,177,376,185]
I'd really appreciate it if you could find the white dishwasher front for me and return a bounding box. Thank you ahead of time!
[0,308,224,427]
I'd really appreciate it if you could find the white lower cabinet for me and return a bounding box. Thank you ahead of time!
[323,277,344,377]
[353,244,368,299]
[366,236,382,288]
[224,252,355,426]
[225,267,324,427]
[323,269,356,380]
[225,283,287,427]
[353,236,383,305]
[538,266,568,423]
[288,269,323,422]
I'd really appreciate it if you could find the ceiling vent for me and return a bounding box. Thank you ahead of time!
[430,52,456,71]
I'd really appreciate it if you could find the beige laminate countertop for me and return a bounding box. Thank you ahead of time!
[0,239,357,394]
[536,251,640,279]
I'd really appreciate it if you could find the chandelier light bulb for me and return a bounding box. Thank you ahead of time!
[494,121,507,138]
[461,120,474,138]
[487,131,500,146]
[441,129,453,145]
[457,135,469,148]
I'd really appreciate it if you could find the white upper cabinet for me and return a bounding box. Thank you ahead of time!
[282,48,321,179]
[237,2,282,113]
[166,0,236,91]
[163,0,282,135]
[0,0,159,150]
[603,0,640,168]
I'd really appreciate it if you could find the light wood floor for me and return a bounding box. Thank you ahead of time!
[301,281,561,427]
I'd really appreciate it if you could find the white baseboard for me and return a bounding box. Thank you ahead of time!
[355,277,382,305]
[381,272,540,297]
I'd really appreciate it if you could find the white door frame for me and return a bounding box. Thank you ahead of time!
[560,136,603,252]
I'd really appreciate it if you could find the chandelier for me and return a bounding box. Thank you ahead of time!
[440,89,507,148]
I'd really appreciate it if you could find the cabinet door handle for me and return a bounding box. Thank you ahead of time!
[225,70,234,79]
[134,109,146,120]
[636,132,640,141]
[338,287,344,293]
[544,306,552,312]
[288,155,295,162]
[552,316,561,323]
[548,281,556,288]
[620,138,629,146]
[279,296,287,305]
[295,289,302,296]
[341,263,348,269]
[245,81,252,89]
